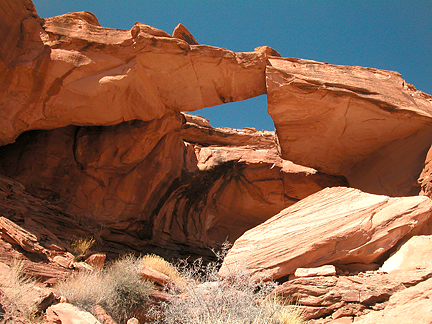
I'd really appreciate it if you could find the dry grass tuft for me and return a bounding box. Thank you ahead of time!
[0,260,40,318]
[56,254,154,323]
[67,237,95,259]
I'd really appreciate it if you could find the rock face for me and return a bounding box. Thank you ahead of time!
[354,276,432,324]
[267,57,432,196]
[219,187,432,280]
[381,235,432,273]
[273,269,432,321]
[0,0,267,146]
[0,112,347,257]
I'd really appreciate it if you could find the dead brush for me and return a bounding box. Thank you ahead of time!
[0,260,41,319]
[149,244,305,324]
[56,254,154,324]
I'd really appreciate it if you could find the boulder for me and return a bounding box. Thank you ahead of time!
[46,303,102,324]
[219,187,432,280]
[381,235,432,273]
[0,4,267,146]
[172,23,199,45]
[266,57,432,196]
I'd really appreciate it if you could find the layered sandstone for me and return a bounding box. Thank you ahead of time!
[0,113,347,257]
[266,57,432,196]
[0,1,266,146]
[219,187,432,280]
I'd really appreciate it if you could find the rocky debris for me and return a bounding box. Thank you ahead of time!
[0,216,47,256]
[220,187,432,280]
[0,0,267,146]
[353,276,432,324]
[266,57,432,196]
[294,265,336,278]
[85,253,106,270]
[138,265,174,287]
[46,303,102,324]
[381,235,432,273]
[273,269,432,321]
[172,23,199,45]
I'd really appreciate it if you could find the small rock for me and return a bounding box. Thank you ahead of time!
[294,265,336,278]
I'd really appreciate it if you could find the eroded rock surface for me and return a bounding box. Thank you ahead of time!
[219,187,432,280]
[273,269,432,321]
[353,276,432,324]
[267,57,432,196]
[0,1,267,146]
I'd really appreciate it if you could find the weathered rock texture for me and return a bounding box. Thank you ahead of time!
[354,276,432,324]
[0,0,267,146]
[273,269,432,321]
[267,57,432,196]
[219,187,432,280]
[0,113,347,257]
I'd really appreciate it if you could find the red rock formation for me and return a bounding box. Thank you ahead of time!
[0,1,267,146]
[0,112,347,258]
[219,187,432,280]
[266,57,432,196]
[273,269,432,321]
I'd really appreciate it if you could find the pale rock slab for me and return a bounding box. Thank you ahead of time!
[219,187,432,280]
[46,303,102,324]
[381,235,432,273]
[266,57,432,196]
[294,265,336,278]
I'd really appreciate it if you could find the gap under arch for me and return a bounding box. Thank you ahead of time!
[189,95,274,131]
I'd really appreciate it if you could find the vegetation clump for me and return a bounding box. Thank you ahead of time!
[56,254,154,323]
[55,248,304,324]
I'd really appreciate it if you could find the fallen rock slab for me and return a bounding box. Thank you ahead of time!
[219,187,432,280]
[294,265,336,278]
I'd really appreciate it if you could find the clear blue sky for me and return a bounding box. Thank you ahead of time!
[33,1,432,131]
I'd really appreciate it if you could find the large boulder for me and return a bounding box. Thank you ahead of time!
[0,3,267,146]
[266,57,432,196]
[219,187,432,280]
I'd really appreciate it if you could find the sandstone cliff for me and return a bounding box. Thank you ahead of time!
[2,0,432,323]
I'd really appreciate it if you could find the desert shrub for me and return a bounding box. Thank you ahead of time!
[56,254,153,323]
[141,254,184,286]
[67,237,95,260]
[150,250,304,324]
[0,260,40,318]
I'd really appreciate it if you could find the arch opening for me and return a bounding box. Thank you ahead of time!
[190,95,274,131]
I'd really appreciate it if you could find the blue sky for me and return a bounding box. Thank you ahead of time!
[33,1,432,131]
